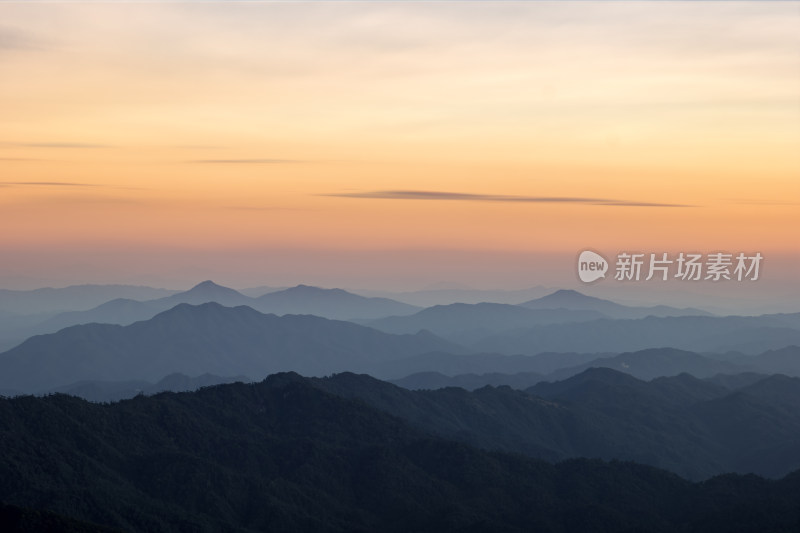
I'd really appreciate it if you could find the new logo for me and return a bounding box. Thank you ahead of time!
[577,250,608,283]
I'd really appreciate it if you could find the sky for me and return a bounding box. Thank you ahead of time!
[0,2,798,304]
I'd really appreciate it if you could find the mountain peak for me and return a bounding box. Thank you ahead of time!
[289,284,343,293]
[519,289,624,314]
[188,280,230,292]
[540,289,601,302]
[169,281,247,302]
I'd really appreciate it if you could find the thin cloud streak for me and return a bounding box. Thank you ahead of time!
[3,143,110,149]
[0,181,98,187]
[325,190,692,207]
[226,206,310,212]
[189,159,305,164]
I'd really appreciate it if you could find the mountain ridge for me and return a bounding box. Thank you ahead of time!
[2,375,798,531]
[0,302,462,392]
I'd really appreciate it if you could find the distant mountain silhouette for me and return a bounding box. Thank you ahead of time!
[388,346,800,389]
[4,281,254,345]
[546,347,742,381]
[374,350,605,380]
[35,298,162,334]
[390,370,545,391]
[0,303,462,392]
[706,372,772,390]
[750,345,800,375]
[154,279,252,307]
[8,282,422,346]
[0,284,178,315]
[365,302,604,343]
[253,284,420,319]
[520,289,711,318]
[475,314,800,355]
[46,372,252,403]
[237,284,286,297]
[358,286,553,307]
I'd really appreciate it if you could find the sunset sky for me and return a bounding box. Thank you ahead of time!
[1,2,798,298]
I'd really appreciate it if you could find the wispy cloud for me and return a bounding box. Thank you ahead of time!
[226,205,309,212]
[11,143,110,149]
[594,201,692,207]
[323,190,692,207]
[0,181,98,188]
[189,159,305,164]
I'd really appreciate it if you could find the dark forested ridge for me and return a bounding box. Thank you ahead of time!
[313,369,800,480]
[1,374,799,532]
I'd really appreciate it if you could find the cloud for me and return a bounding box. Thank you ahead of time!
[0,181,98,188]
[11,143,110,149]
[189,159,305,164]
[594,201,692,208]
[324,190,692,207]
[226,206,309,212]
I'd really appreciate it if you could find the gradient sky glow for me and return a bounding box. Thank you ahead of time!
[1,2,798,296]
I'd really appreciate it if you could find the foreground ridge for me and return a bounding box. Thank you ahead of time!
[0,375,798,532]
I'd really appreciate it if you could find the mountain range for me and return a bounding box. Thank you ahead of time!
[363,290,713,344]
[41,281,421,329]
[0,281,422,352]
[519,289,711,318]
[3,293,800,394]
[312,369,800,480]
[1,374,798,532]
[0,284,178,315]
[0,302,460,392]
[46,372,251,403]
[363,302,604,343]
[474,313,800,355]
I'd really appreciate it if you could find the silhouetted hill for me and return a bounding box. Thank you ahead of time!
[547,348,742,381]
[475,315,800,355]
[388,347,800,392]
[0,284,177,315]
[365,302,604,343]
[649,373,730,405]
[0,303,462,392]
[19,282,422,344]
[312,370,800,480]
[705,372,770,390]
[391,370,545,391]
[520,289,711,318]
[46,373,252,403]
[750,345,800,375]
[154,279,252,307]
[375,350,607,380]
[1,376,798,532]
[689,375,800,478]
[254,284,420,319]
[5,281,254,346]
[35,298,162,334]
[238,284,286,297]
[358,286,552,307]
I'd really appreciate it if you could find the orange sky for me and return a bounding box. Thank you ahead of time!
[0,2,798,292]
